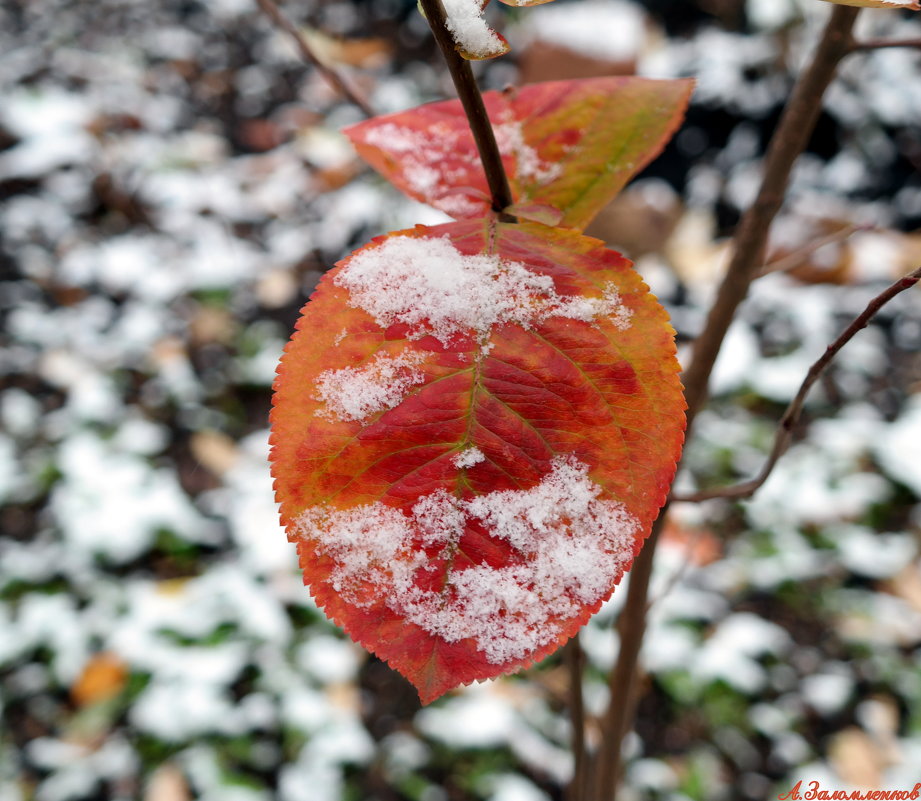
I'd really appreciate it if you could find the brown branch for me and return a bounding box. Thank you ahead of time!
[851,36,921,51]
[674,265,921,504]
[592,522,663,801]
[680,6,860,429]
[254,0,375,118]
[417,0,516,221]
[590,8,862,801]
[565,634,588,801]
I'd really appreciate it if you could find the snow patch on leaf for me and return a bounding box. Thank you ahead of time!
[358,122,490,215]
[361,123,423,154]
[356,119,562,208]
[452,446,485,469]
[441,0,509,59]
[314,349,428,422]
[334,234,632,346]
[552,285,633,331]
[494,122,561,185]
[294,455,639,664]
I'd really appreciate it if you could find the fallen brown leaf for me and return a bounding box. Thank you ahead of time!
[71,653,129,707]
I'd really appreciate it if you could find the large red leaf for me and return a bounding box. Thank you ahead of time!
[345,77,693,231]
[270,219,685,703]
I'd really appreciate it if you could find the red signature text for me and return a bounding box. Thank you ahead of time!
[779,781,921,801]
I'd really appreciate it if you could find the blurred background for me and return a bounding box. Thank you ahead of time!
[1,0,921,799]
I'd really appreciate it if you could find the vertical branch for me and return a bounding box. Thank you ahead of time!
[592,522,663,801]
[417,0,516,221]
[590,7,861,801]
[680,5,860,428]
[565,634,588,801]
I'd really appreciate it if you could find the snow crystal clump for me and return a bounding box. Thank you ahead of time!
[360,120,563,207]
[452,447,485,469]
[360,122,480,210]
[551,285,633,331]
[297,503,423,601]
[335,235,632,346]
[495,122,561,185]
[315,350,427,422]
[441,0,505,58]
[294,456,639,664]
[362,123,422,154]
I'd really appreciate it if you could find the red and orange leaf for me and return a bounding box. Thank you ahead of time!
[345,77,693,231]
[270,220,685,703]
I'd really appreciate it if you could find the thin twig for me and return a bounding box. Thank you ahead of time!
[565,634,588,801]
[851,36,921,52]
[254,0,375,118]
[673,265,921,503]
[591,8,862,801]
[417,0,516,221]
[758,223,872,278]
[645,525,705,612]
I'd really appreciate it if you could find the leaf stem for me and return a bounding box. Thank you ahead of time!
[674,264,921,503]
[590,7,861,800]
[417,0,517,221]
[254,0,375,118]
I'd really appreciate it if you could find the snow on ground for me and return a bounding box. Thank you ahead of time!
[1,0,920,799]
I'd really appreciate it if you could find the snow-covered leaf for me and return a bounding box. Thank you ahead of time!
[345,77,693,231]
[270,219,685,702]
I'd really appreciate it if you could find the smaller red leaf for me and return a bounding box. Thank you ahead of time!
[345,77,693,231]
